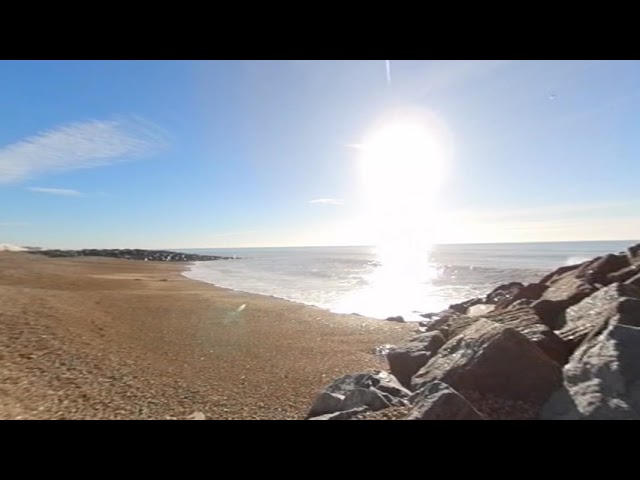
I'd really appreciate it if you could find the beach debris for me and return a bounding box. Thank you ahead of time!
[237,303,246,312]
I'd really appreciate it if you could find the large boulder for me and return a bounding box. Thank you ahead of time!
[531,276,597,329]
[556,282,640,351]
[541,322,640,420]
[411,319,562,409]
[406,381,485,420]
[480,307,570,365]
[307,371,410,419]
[387,332,446,388]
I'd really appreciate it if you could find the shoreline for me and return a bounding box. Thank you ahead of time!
[0,252,412,419]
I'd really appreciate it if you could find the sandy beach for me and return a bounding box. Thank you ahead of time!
[0,252,411,419]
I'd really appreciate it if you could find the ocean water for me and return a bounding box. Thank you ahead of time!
[180,240,637,321]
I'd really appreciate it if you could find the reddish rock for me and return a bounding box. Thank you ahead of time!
[627,243,640,264]
[626,272,640,289]
[575,253,630,285]
[607,264,640,284]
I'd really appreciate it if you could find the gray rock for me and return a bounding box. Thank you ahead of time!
[308,406,369,420]
[541,322,640,420]
[307,371,410,418]
[406,381,485,420]
[411,319,562,406]
[480,307,570,365]
[387,332,446,388]
[532,276,597,329]
[385,316,405,323]
[556,282,640,350]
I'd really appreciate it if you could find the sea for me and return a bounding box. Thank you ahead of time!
[180,240,637,322]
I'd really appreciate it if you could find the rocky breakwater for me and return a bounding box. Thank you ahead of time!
[28,248,236,262]
[306,242,640,420]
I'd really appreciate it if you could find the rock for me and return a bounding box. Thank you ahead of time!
[387,332,446,388]
[307,371,410,418]
[606,264,640,284]
[406,381,485,420]
[496,283,548,310]
[626,272,640,289]
[541,322,640,420]
[417,312,456,334]
[506,298,533,310]
[385,316,405,323]
[531,276,597,329]
[411,319,562,407]
[467,304,495,316]
[480,307,570,365]
[539,263,584,285]
[575,254,630,285]
[556,282,640,351]
[449,298,484,314]
[484,282,524,305]
[308,406,368,420]
[627,243,640,264]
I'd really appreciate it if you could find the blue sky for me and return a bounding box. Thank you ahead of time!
[1,60,639,248]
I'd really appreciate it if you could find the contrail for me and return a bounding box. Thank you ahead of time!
[385,60,392,85]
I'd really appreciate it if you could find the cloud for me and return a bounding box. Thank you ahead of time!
[27,187,82,197]
[309,198,344,205]
[0,115,169,183]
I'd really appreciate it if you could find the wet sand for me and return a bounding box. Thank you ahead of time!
[0,252,411,419]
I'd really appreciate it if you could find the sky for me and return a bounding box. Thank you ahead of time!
[0,60,639,249]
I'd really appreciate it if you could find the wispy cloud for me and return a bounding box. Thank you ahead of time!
[27,187,83,197]
[0,115,169,183]
[309,198,344,205]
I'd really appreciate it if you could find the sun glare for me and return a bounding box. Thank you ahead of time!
[358,112,452,247]
[336,111,454,319]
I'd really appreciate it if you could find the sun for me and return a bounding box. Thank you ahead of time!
[357,113,451,244]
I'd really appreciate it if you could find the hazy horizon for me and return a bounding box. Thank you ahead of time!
[2,60,639,249]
